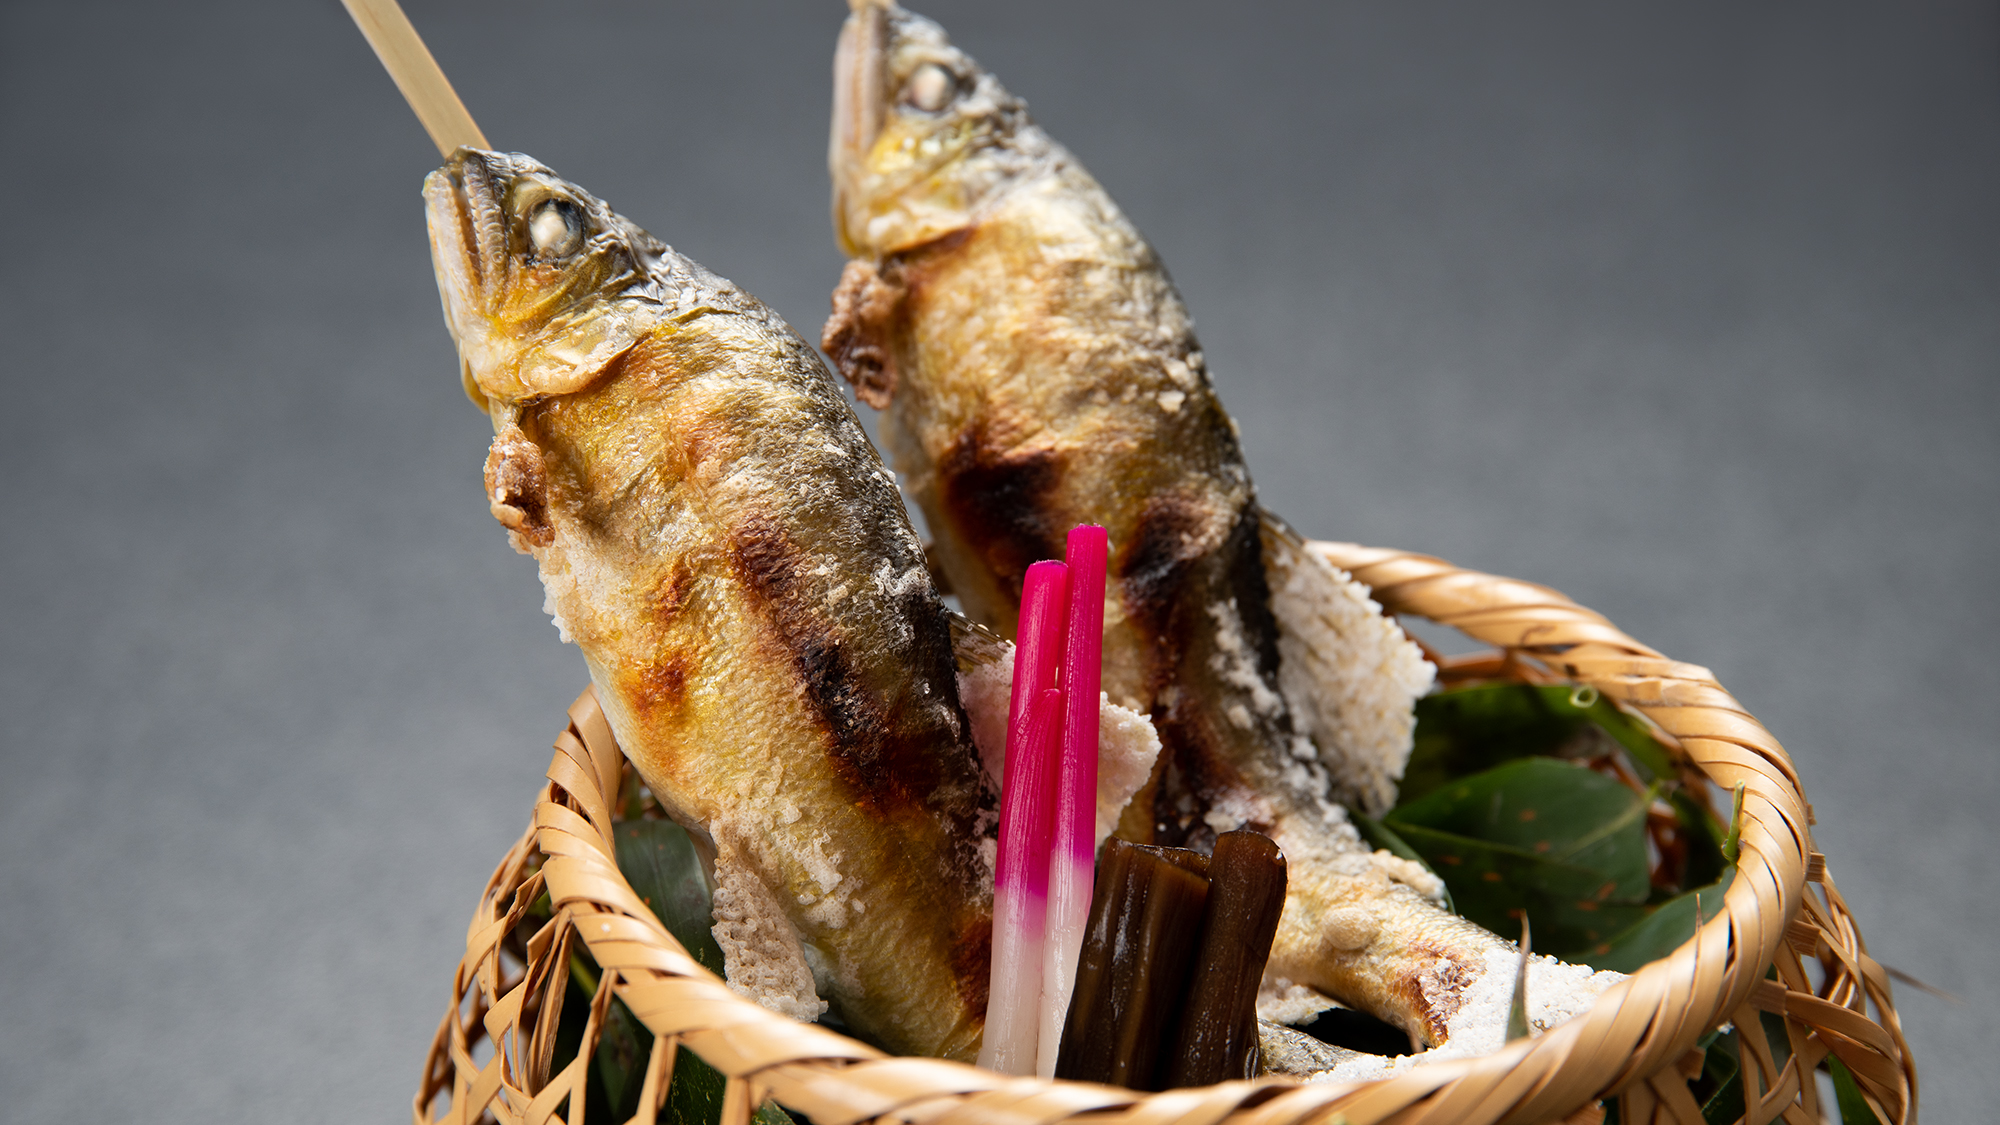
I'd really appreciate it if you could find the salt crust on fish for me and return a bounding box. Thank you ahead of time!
[1299,950,1624,1083]
[710,821,832,1022]
[1256,978,1343,1026]
[1263,515,1436,818]
[956,636,1164,850]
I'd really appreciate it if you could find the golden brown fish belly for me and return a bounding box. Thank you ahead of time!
[523,319,991,1060]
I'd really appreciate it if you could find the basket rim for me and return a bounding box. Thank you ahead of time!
[416,541,1917,1125]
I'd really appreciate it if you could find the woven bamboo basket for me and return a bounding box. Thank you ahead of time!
[414,542,1917,1125]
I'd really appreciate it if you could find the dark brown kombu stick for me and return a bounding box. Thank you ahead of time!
[1055,838,1209,1089]
[1163,830,1288,1087]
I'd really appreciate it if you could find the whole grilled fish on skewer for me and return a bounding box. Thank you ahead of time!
[823,0,1618,1050]
[426,148,998,1060]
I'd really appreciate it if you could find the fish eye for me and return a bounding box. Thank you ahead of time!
[526,199,583,258]
[904,62,957,113]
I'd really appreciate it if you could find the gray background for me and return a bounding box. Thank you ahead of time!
[1,0,1992,1119]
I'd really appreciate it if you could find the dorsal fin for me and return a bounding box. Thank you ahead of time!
[947,609,1010,672]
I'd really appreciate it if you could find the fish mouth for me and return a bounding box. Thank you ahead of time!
[424,148,513,315]
[424,148,522,410]
[830,1,891,255]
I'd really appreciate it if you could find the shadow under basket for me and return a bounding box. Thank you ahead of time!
[414,543,1917,1125]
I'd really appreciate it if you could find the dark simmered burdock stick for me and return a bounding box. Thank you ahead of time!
[1056,839,1209,1089]
[1163,831,1289,1087]
[1056,833,1287,1089]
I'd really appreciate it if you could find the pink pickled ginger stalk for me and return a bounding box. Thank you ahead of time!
[1039,525,1107,1077]
[977,562,1069,1074]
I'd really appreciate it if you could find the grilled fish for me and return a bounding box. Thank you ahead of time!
[822,0,1602,1048]
[425,148,994,1060]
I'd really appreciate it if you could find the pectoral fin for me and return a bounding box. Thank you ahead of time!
[823,258,906,409]
[484,424,555,550]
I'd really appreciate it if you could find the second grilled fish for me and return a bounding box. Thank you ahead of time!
[823,0,1616,1049]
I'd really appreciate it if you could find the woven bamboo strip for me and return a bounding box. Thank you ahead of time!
[416,543,1915,1125]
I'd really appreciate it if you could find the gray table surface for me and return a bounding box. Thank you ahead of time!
[2,1,1991,1119]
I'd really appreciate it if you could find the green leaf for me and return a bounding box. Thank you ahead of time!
[1721,782,1747,866]
[663,1045,800,1125]
[754,1101,799,1125]
[1385,758,1655,955]
[1669,790,1729,892]
[665,1045,727,1125]
[1352,812,1454,912]
[1402,681,1677,792]
[1384,821,1613,899]
[1698,1027,1744,1125]
[1505,917,1532,1042]
[597,994,653,1119]
[1574,691,1676,781]
[1388,758,1652,896]
[1828,1056,1884,1125]
[1401,685,1595,803]
[1583,870,1735,972]
[1524,893,1653,959]
[550,959,797,1125]
[1380,820,1649,953]
[615,819,727,976]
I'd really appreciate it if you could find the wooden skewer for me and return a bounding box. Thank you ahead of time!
[341,0,489,156]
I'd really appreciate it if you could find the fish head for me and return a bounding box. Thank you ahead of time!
[424,148,662,411]
[831,0,1042,258]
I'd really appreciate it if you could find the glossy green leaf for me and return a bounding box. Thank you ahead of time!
[598,994,654,1119]
[1389,758,1652,896]
[754,1101,799,1125]
[1669,790,1729,892]
[1721,782,1747,866]
[1828,1056,1884,1125]
[1385,821,1615,899]
[1402,682,1679,800]
[1698,1027,1744,1125]
[1583,870,1735,972]
[1401,684,1594,803]
[550,948,798,1125]
[665,1045,727,1125]
[1574,691,1676,781]
[1505,917,1532,1042]
[1386,758,1654,955]
[663,1046,797,1125]
[1757,1004,1794,1068]
[1522,892,1652,958]
[1381,820,1649,953]
[615,819,727,976]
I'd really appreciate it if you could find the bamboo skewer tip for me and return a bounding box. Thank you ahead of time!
[341,0,489,157]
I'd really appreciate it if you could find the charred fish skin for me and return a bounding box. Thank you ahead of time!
[826,0,1276,823]
[426,148,992,1061]
[824,2,1527,1048]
